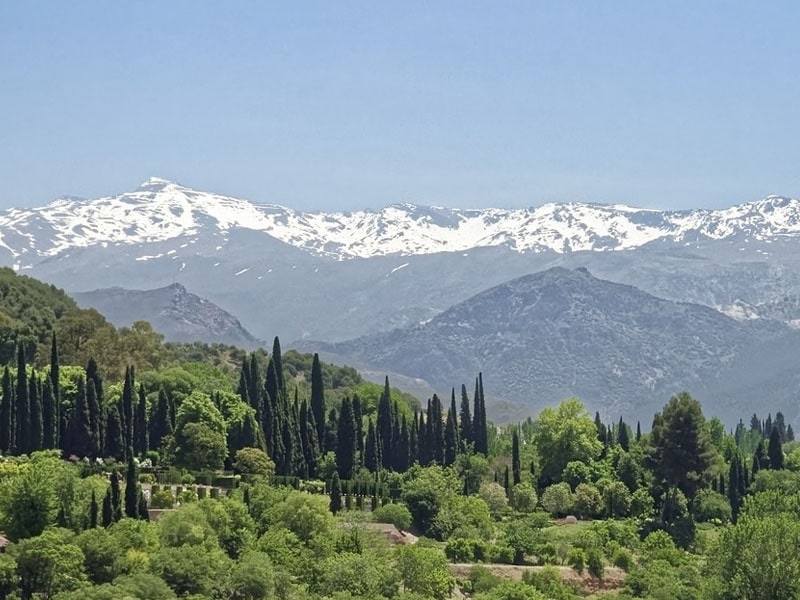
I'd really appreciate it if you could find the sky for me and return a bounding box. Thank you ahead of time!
[1,2,800,212]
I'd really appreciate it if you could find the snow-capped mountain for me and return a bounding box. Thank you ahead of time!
[2,177,800,266]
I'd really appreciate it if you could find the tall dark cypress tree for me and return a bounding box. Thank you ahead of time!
[399,414,410,472]
[89,489,99,529]
[429,394,444,465]
[248,353,264,425]
[105,402,124,461]
[336,396,356,479]
[110,471,122,522]
[42,377,56,449]
[511,428,522,485]
[0,367,10,454]
[449,389,459,450]
[364,419,380,472]
[768,427,784,470]
[124,453,138,518]
[272,337,286,398]
[86,358,105,452]
[444,407,458,467]
[324,407,338,459]
[728,454,742,523]
[618,418,630,452]
[102,488,113,528]
[15,344,29,454]
[754,440,768,471]
[64,376,92,458]
[459,384,472,449]
[122,366,135,457]
[149,388,172,451]
[409,412,418,466]
[135,384,148,456]
[87,379,101,458]
[788,424,796,442]
[49,331,60,448]
[299,399,319,479]
[472,374,488,455]
[28,371,43,452]
[352,394,364,461]
[310,353,326,448]
[764,414,773,439]
[774,412,787,443]
[329,472,343,514]
[377,377,394,469]
[636,421,642,442]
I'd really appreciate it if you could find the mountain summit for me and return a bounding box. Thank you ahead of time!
[1,179,800,266]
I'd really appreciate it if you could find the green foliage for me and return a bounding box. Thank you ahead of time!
[572,483,603,519]
[234,447,276,477]
[478,481,509,519]
[396,545,454,600]
[511,482,538,513]
[534,398,602,484]
[540,483,574,517]
[372,503,412,531]
[150,490,175,509]
[10,528,88,598]
[692,488,731,523]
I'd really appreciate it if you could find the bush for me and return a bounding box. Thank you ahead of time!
[445,538,486,563]
[180,473,195,485]
[234,448,276,477]
[138,473,156,485]
[692,489,731,523]
[611,547,633,571]
[372,503,413,531]
[587,548,604,580]
[573,484,603,519]
[630,488,654,518]
[486,543,515,564]
[541,483,574,517]
[511,482,538,514]
[567,547,586,573]
[150,490,175,509]
[177,489,197,505]
[478,482,509,519]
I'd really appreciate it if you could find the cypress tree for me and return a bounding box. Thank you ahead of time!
[754,440,768,470]
[324,407,338,458]
[459,384,472,449]
[65,376,92,458]
[135,384,148,456]
[248,353,264,425]
[101,488,113,528]
[29,372,43,452]
[718,473,725,496]
[774,412,787,443]
[636,421,642,442]
[728,454,742,522]
[504,465,511,495]
[49,331,60,448]
[110,471,122,522]
[137,489,149,520]
[125,453,138,518]
[15,344,29,454]
[89,489,99,528]
[618,418,630,452]
[352,394,364,460]
[42,377,56,449]
[764,414,773,439]
[377,377,394,469]
[788,424,796,442]
[329,472,343,514]
[768,426,784,470]
[594,411,604,442]
[444,407,458,467]
[149,388,172,451]
[472,374,488,455]
[86,358,105,451]
[0,367,10,454]
[299,400,319,479]
[399,414,410,472]
[336,396,356,479]
[122,366,135,456]
[409,412,418,465]
[105,403,124,461]
[87,379,101,458]
[310,353,326,447]
[430,394,444,465]
[512,428,522,485]
[271,337,286,397]
[365,419,379,472]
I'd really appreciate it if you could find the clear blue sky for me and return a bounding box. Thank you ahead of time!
[2,2,799,211]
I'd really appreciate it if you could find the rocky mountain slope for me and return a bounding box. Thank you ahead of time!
[72,283,260,347]
[308,268,800,424]
[6,178,800,345]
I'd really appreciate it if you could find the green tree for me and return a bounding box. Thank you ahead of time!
[573,483,603,519]
[512,428,522,486]
[647,392,714,520]
[12,528,88,598]
[310,353,326,448]
[329,472,343,514]
[540,483,574,517]
[228,551,275,600]
[336,396,356,479]
[768,426,784,470]
[397,545,454,599]
[234,447,276,477]
[603,480,632,518]
[534,398,602,485]
[124,454,138,519]
[173,422,227,472]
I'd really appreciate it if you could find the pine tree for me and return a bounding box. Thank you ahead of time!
[29,372,43,452]
[64,376,92,458]
[618,418,630,452]
[364,419,380,472]
[89,489,99,528]
[768,426,784,470]
[511,428,521,485]
[459,384,472,449]
[87,378,101,458]
[377,377,394,469]
[102,488,113,527]
[110,472,122,522]
[15,344,29,454]
[336,396,356,479]
[329,472,343,514]
[135,384,148,456]
[310,353,326,447]
[125,453,138,518]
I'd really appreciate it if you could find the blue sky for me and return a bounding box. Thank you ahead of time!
[1,2,799,211]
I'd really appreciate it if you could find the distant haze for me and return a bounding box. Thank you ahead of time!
[2,3,800,210]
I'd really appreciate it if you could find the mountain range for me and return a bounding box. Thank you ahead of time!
[4,178,800,422]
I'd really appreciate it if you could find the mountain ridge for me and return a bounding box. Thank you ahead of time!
[2,178,799,265]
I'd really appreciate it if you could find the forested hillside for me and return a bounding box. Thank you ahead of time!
[0,270,799,599]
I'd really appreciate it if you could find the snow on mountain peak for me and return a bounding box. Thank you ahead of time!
[1,179,799,264]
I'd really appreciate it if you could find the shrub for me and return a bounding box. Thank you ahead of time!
[611,547,633,571]
[180,473,195,485]
[372,503,412,531]
[630,488,654,518]
[511,482,538,514]
[445,538,486,563]
[478,482,509,519]
[234,448,276,477]
[486,543,514,564]
[573,484,603,519]
[692,489,731,523]
[541,483,574,517]
[567,547,586,573]
[138,473,156,485]
[587,548,604,580]
[150,490,175,509]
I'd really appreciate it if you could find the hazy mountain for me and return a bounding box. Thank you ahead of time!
[306,268,800,425]
[6,178,800,344]
[73,283,260,347]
